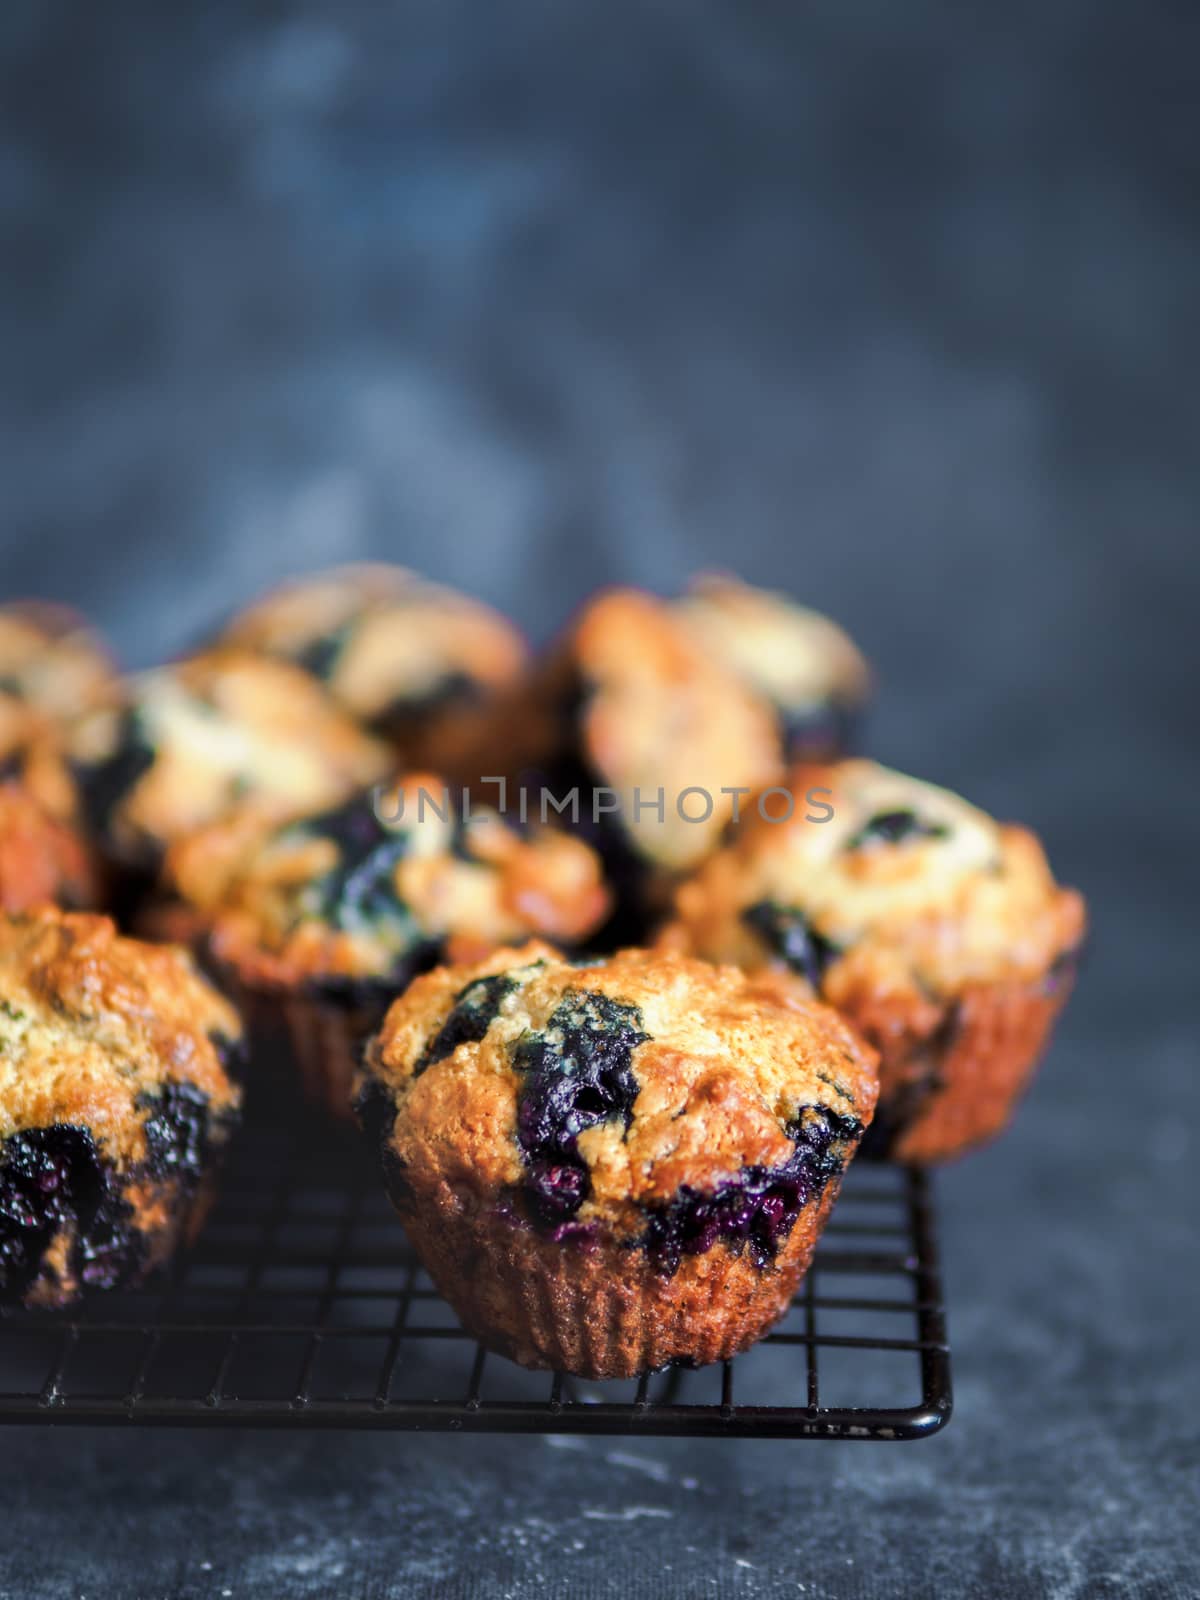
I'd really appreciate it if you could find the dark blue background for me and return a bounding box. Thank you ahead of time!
[2,2,1197,1595]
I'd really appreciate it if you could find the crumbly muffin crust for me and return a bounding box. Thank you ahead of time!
[673,575,870,759]
[217,564,529,774]
[358,943,877,1374]
[67,648,390,870]
[661,760,1086,1162]
[0,908,243,1307]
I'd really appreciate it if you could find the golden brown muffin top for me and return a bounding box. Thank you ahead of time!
[0,784,97,914]
[363,943,876,1248]
[67,648,391,865]
[0,603,117,726]
[674,574,870,722]
[217,564,529,735]
[548,589,782,871]
[170,776,611,992]
[0,908,242,1165]
[662,760,1087,1007]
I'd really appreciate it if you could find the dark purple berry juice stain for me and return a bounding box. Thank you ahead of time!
[359,968,534,1207]
[0,1126,132,1302]
[303,799,416,932]
[295,792,522,994]
[138,1080,234,1190]
[414,973,524,1075]
[0,1083,232,1305]
[742,901,842,990]
[511,989,649,1237]
[638,1106,860,1276]
[777,699,861,762]
[292,619,355,684]
[844,809,949,850]
[283,799,443,1005]
[375,669,480,741]
[73,708,157,852]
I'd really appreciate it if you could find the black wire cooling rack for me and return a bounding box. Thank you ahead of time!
[0,1102,952,1440]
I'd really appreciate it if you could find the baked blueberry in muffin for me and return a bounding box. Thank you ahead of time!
[0,907,242,1309]
[217,565,529,780]
[66,648,390,879]
[504,589,782,940]
[673,575,870,760]
[167,776,610,1116]
[661,760,1086,1163]
[356,943,877,1377]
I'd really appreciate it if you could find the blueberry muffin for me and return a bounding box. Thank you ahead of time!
[0,907,242,1309]
[356,943,877,1377]
[66,648,390,880]
[168,777,611,1116]
[0,602,117,728]
[217,564,529,779]
[504,589,782,939]
[661,760,1086,1164]
[673,575,870,760]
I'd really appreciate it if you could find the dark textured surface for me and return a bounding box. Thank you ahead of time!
[1,0,1197,1595]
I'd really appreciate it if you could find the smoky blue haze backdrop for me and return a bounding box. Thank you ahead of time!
[1,1,1197,1597]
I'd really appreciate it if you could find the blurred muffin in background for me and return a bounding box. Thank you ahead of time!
[167,775,610,1117]
[0,907,242,1310]
[0,602,118,729]
[0,614,104,911]
[217,564,529,781]
[66,649,390,891]
[0,600,115,832]
[661,759,1085,1164]
[673,575,869,761]
[0,694,82,827]
[501,588,782,940]
[0,781,98,913]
